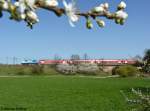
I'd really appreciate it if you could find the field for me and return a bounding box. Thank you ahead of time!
[0,76,149,111]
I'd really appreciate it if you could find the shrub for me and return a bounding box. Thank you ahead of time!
[0,65,26,75]
[121,87,150,111]
[112,65,138,77]
[30,65,43,75]
[77,63,100,75]
[56,64,77,75]
[16,66,33,75]
[142,65,150,74]
[14,66,27,75]
[0,65,44,75]
[112,66,119,75]
[56,63,104,75]
[42,65,58,75]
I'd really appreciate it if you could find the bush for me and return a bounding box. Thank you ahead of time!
[0,65,47,75]
[14,65,43,75]
[56,63,104,75]
[77,63,100,75]
[121,87,150,111]
[0,65,25,75]
[30,65,43,75]
[42,65,58,75]
[56,64,77,75]
[14,66,28,75]
[112,66,119,75]
[142,65,150,74]
[112,65,138,77]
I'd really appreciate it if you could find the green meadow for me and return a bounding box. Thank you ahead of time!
[0,76,149,111]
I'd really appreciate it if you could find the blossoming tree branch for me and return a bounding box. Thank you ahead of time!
[0,0,128,29]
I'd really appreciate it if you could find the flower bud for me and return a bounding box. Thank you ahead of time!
[26,11,39,23]
[115,18,125,25]
[2,1,9,10]
[86,19,93,29]
[20,14,26,19]
[115,19,121,24]
[93,6,104,13]
[96,19,105,28]
[103,3,109,10]
[115,10,128,20]
[120,19,125,25]
[118,1,126,10]
[14,2,19,7]
[45,0,58,7]
[99,4,104,8]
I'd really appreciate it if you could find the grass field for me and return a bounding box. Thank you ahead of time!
[0,76,149,111]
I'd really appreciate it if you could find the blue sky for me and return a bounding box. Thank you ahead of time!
[0,0,150,63]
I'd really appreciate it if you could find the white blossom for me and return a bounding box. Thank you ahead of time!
[93,6,104,13]
[44,0,58,7]
[2,1,9,10]
[14,0,38,21]
[116,10,128,20]
[103,3,109,10]
[14,1,26,19]
[20,13,26,19]
[118,1,126,10]
[63,0,79,27]
[93,3,109,13]
[14,1,25,13]
[25,0,36,10]
[14,0,36,13]
[26,10,39,23]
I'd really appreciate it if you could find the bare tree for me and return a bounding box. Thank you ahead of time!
[54,54,62,60]
[133,55,143,63]
[70,54,80,60]
[83,53,89,60]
